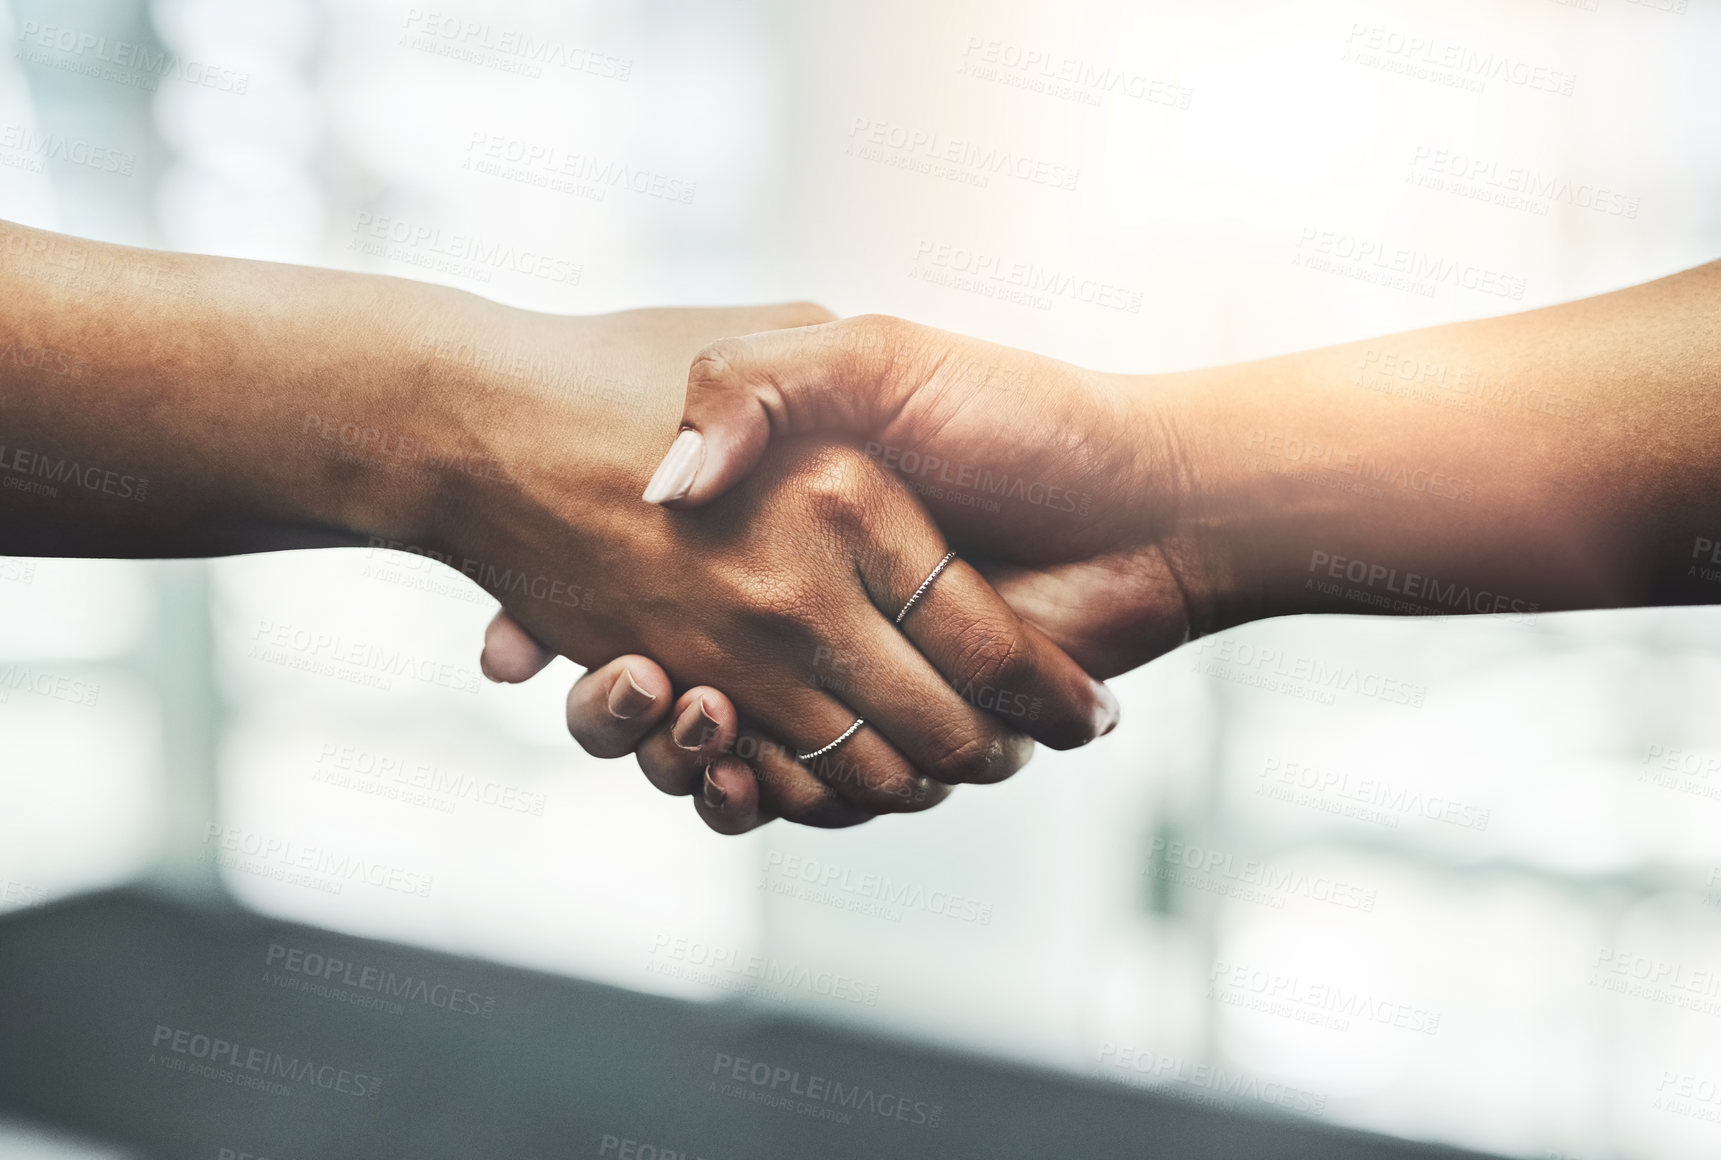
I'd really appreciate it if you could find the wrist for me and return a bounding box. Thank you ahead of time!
[1138,346,1539,633]
[217,275,498,555]
[397,305,677,584]
[1110,367,1244,641]
[330,288,559,555]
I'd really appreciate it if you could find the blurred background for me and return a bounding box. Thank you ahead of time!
[1,0,1719,1156]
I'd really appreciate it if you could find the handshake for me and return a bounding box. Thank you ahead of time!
[4,221,1709,837]
[358,264,1721,837]
[467,304,1196,836]
[442,250,1703,834]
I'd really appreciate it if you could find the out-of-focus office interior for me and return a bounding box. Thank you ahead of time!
[2,0,1719,1157]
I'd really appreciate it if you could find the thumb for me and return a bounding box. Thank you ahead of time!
[479,611,556,683]
[641,315,932,507]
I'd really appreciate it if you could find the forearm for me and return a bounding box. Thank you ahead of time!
[1143,260,1721,631]
[0,221,479,558]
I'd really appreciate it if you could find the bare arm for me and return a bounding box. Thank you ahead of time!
[0,220,463,558]
[0,220,1116,835]
[557,260,1721,826]
[629,259,1721,651]
[1160,259,1721,631]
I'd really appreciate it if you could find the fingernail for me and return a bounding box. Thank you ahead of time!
[607,668,657,720]
[673,696,719,750]
[479,647,501,683]
[641,428,704,504]
[702,767,728,808]
[1090,679,1120,740]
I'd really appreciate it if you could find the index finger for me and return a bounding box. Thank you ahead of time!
[640,315,943,507]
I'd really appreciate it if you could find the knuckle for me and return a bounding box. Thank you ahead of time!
[687,337,750,390]
[636,743,700,796]
[924,727,1022,786]
[845,312,907,340]
[566,698,629,760]
[729,571,819,641]
[772,778,859,826]
[568,724,618,759]
[794,446,876,525]
[841,313,920,364]
[574,731,632,761]
[951,617,1033,694]
[780,300,836,326]
[813,750,932,812]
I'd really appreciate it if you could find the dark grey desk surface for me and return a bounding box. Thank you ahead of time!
[0,891,1499,1160]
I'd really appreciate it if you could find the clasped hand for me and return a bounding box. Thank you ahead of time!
[479,313,1201,835]
[458,307,1140,836]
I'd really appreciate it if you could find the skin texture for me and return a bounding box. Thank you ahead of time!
[544,261,1721,831]
[0,221,1117,831]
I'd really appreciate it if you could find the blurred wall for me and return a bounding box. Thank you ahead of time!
[1,1,1719,1158]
